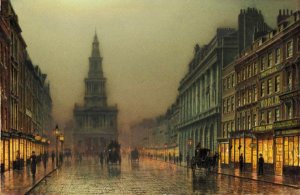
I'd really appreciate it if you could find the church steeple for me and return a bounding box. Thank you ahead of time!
[91,32,101,58]
[84,33,107,107]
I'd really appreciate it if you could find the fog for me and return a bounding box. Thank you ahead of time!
[11,0,299,131]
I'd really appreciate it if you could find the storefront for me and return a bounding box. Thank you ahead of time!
[229,131,256,170]
[218,138,229,166]
[274,118,300,175]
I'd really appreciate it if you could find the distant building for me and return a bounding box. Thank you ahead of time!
[73,33,118,155]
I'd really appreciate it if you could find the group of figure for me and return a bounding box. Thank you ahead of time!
[239,153,264,175]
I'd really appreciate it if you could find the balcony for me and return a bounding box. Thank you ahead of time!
[274,118,300,130]
[252,124,273,133]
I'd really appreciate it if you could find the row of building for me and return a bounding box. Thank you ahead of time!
[131,8,300,175]
[0,0,54,172]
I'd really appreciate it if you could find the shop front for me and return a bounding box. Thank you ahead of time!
[229,131,256,171]
[274,118,300,175]
[218,138,229,167]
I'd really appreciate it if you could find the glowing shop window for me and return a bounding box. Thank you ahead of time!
[235,139,239,162]
[0,141,3,164]
[294,136,299,166]
[284,137,289,165]
[245,138,252,163]
[268,139,273,163]
[289,137,294,166]
[225,144,229,164]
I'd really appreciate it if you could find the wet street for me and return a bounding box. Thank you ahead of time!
[30,157,300,194]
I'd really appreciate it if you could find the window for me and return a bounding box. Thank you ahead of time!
[267,79,272,95]
[287,71,292,90]
[261,56,267,70]
[275,108,280,122]
[231,121,234,132]
[261,111,266,124]
[298,36,300,52]
[248,89,252,103]
[237,118,240,130]
[275,48,281,64]
[286,102,293,119]
[254,86,257,101]
[248,115,251,129]
[254,62,258,75]
[287,41,293,58]
[231,74,234,87]
[223,100,226,113]
[253,114,257,127]
[261,82,265,97]
[268,52,273,67]
[275,75,280,92]
[231,96,234,111]
[267,111,272,124]
[227,99,230,112]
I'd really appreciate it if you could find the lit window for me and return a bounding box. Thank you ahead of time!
[253,114,257,127]
[275,75,280,92]
[248,115,251,129]
[287,41,293,58]
[275,48,281,64]
[254,86,257,101]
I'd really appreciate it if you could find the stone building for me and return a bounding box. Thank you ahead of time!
[177,28,238,160]
[219,61,236,167]
[231,10,300,175]
[73,33,118,155]
[0,0,53,172]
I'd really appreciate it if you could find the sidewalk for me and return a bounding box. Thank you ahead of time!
[0,160,57,195]
[148,157,300,189]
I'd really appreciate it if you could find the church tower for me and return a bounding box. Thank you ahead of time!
[73,33,118,154]
[84,33,107,107]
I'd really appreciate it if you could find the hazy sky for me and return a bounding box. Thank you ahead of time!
[11,0,299,131]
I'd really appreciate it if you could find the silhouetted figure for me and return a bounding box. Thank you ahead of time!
[16,150,21,170]
[30,151,37,177]
[186,154,190,167]
[258,153,264,175]
[239,153,244,172]
[99,152,104,166]
[51,151,55,164]
[179,152,182,165]
[43,153,47,169]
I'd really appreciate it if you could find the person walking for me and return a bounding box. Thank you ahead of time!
[43,153,47,170]
[239,153,244,172]
[30,151,37,177]
[258,153,264,175]
[99,152,104,166]
[179,152,182,165]
[51,151,55,164]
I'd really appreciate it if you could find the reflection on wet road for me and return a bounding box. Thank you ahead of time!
[31,157,300,194]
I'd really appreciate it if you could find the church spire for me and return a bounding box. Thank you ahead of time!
[91,32,101,57]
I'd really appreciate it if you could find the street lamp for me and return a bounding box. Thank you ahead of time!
[188,138,193,167]
[59,133,65,164]
[54,125,60,167]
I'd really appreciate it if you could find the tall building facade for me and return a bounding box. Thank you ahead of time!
[177,28,238,160]
[73,33,118,155]
[1,0,53,172]
[230,10,300,175]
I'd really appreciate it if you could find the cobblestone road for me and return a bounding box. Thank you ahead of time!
[31,157,300,194]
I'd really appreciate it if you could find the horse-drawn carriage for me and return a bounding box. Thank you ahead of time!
[106,140,121,165]
[191,146,218,173]
[130,148,139,162]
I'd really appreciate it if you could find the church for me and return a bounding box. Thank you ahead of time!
[73,33,118,155]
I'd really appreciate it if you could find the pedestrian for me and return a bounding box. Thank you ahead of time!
[30,151,37,177]
[258,153,264,175]
[99,152,104,166]
[179,152,182,165]
[16,150,21,170]
[239,153,244,172]
[186,154,190,167]
[51,151,55,164]
[43,153,47,170]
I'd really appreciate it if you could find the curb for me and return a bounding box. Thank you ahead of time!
[147,157,300,189]
[25,167,57,195]
[215,171,300,189]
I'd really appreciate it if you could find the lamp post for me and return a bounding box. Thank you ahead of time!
[54,125,60,167]
[187,138,192,167]
[59,133,64,164]
[164,143,167,162]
